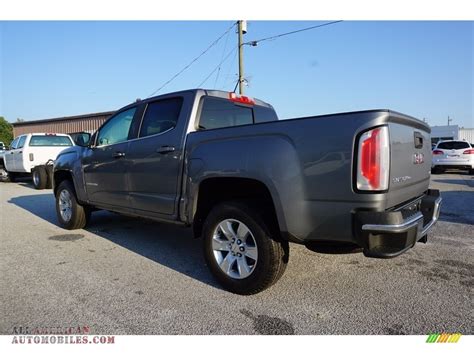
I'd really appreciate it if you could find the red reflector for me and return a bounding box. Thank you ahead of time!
[463,149,474,154]
[432,150,444,155]
[228,92,255,105]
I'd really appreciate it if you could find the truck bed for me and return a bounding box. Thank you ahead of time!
[185,109,432,243]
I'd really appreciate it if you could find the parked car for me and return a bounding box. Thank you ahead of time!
[2,133,75,188]
[432,140,474,174]
[53,89,441,294]
[0,142,8,180]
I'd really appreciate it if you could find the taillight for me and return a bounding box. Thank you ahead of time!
[356,126,390,191]
[228,92,255,105]
[432,150,444,155]
[463,149,474,155]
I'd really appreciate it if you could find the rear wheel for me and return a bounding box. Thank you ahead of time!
[55,180,91,229]
[32,166,48,190]
[202,201,288,295]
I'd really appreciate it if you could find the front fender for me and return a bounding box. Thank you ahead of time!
[54,146,88,202]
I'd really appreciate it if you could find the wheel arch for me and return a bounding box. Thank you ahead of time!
[53,170,75,196]
[191,177,282,240]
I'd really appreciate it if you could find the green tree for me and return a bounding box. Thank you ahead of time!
[0,117,13,145]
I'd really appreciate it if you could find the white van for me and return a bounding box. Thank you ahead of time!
[3,133,74,187]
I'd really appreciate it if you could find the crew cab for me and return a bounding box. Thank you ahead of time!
[53,89,442,294]
[3,133,74,188]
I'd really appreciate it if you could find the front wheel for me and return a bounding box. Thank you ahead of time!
[202,201,288,295]
[55,180,91,229]
[0,166,10,182]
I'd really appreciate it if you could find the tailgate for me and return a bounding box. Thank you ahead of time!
[385,112,431,208]
[29,146,70,166]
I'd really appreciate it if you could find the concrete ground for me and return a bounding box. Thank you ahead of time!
[0,173,472,335]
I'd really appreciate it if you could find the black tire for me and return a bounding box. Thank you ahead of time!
[55,180,91,230]
[431,166,443,174]
[45,165,54,189]
[0,166,10,182]
[202,201,288,295]
[32,166,48,190]
[7,171,18,182]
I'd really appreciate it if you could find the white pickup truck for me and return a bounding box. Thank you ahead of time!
[1,133,74,188]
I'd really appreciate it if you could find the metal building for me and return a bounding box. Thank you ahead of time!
[430,125,474,145]
[12,111,115,137]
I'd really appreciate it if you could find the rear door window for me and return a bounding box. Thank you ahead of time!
[199,97,253,130]
[437,141,470,150]
[29,135,73,146]
[139,98,183,138]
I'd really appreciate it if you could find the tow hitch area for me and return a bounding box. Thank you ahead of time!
[355,189,442,258]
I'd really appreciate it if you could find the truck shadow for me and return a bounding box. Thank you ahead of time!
[17,181,38,190]
[8,194,221,291]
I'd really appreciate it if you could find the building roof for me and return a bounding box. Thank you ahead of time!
[12,111,116,126]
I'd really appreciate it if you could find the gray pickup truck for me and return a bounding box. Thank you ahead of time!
[54,89,441,294]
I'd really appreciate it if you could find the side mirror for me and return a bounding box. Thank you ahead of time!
[71,132,92,147]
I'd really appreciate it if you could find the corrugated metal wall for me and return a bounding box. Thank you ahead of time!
[12,112,114,137]
[459,128,474,144]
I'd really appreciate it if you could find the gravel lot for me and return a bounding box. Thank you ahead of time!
[0,173,473,335]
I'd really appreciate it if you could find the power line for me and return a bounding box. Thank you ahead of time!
[197,47,238,88]
[147,22,236,98]
[244,20,343,46]
[213,21,234,88]
[219,50,238,90]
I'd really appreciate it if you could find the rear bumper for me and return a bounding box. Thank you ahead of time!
[354,189,442,258]
[432,159,473,169]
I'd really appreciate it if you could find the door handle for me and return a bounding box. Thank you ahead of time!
[157,146,176,154]
[113,151,126,158]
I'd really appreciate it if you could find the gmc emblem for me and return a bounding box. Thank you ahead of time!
[413,152,424,164]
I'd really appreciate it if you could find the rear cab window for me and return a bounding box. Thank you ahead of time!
[437,141,470,150]
[29,135,73,146]
[198,96,277,130]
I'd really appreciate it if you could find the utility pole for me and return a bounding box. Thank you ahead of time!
[237,20,246,95]
[447,115,453,126]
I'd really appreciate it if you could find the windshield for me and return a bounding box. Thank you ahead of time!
[29,135,73,147]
